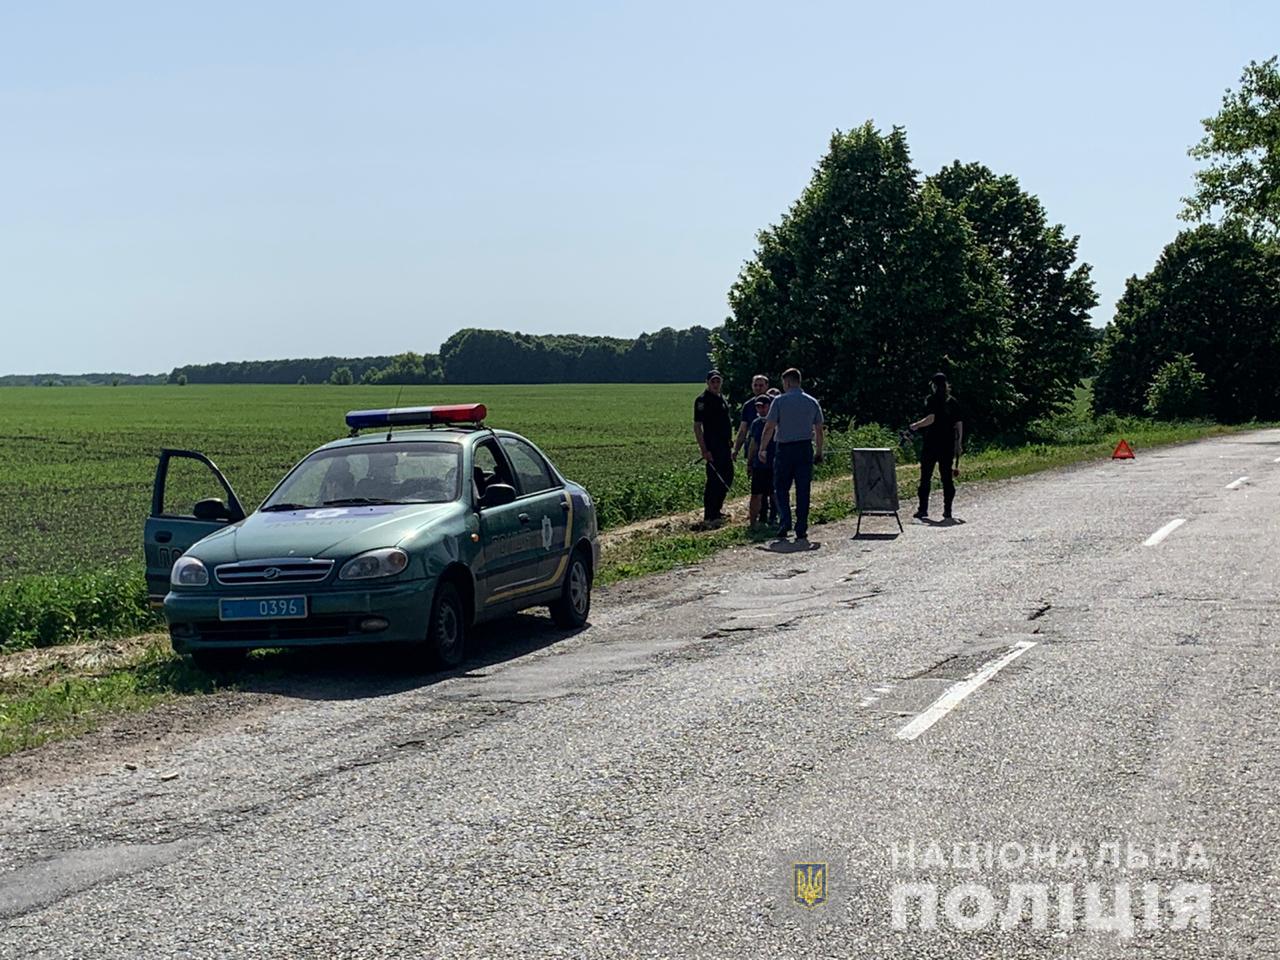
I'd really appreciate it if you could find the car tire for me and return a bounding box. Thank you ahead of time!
[550,547,592,629]
[424,580,467,669]
[189,648,248,672]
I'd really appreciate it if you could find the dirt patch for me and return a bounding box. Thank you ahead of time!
[0,633,164,683]
[0,688,283,798]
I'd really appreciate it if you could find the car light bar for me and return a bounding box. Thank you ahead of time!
[345,404,488,431]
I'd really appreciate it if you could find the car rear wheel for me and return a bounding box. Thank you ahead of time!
[189,648,248,673]
[425,580,467,669]
[550,548,592,628]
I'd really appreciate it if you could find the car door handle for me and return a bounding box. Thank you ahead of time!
[155,531,173,543]
[561,500,570,512]
[518,513,530,524]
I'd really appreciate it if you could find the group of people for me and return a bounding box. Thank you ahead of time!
[694,367,824,541]
[693,367,964,538]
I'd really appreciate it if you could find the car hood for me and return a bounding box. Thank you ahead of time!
[190,502,459,564]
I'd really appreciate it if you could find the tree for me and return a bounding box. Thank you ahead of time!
[1093,224,1280,422]
[1183,56,1280,237]
[329,366,353,385]
[297,375,308,385]
[176,374,187,386]
[929,162,1097,428]
[363,352,445,385]
[715,123,1016,432]
[1145,354,1209,420]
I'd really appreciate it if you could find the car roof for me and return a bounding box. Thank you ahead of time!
[314,427,524,453]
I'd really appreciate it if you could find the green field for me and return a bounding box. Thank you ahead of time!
[0,383,746,579]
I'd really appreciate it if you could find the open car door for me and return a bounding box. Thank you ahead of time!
[144,449,246,602]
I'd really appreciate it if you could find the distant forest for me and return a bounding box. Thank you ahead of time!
[3,326,716,386]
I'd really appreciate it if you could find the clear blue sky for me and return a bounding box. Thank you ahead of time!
[1,1,1274,375]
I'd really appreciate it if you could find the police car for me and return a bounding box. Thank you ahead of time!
[144,404,600,671]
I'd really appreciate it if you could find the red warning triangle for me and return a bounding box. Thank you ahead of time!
[1111,439,1135,460]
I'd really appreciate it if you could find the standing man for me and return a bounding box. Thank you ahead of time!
[909,372,964,520]
[693,370,735,527]
[732,374,770,462]
[759,367,824,542]
[746,393,775,528]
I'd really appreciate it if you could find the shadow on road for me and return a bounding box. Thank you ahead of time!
[759,539,822,554]
[207,613,587,702]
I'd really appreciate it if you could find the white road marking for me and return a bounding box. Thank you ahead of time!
[896,641,1037,742]
[1226,476,1249,489]
[1274,456,1280,463]
[1144,518,1187,546]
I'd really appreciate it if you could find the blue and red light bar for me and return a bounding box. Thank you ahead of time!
[345,404,487,431]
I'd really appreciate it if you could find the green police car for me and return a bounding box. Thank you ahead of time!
[144,404,599,671]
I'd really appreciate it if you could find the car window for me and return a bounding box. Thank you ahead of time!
[262,442,461,508]
[473,438,517,497]
[500,437,558,494]
[161,456,233,517]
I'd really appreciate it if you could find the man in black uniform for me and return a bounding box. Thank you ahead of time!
[909,372,964,520]
[693,370,735,526]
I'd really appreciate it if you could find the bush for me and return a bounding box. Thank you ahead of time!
[0,568,160,653]
[1145,354,1209,420]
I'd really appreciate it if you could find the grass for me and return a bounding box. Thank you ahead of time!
[0,382,720,580]
[0,636,223,757]
[0,567,156,654]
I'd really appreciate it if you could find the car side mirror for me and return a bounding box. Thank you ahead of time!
[479,483,517,509]
[193,497,233,522]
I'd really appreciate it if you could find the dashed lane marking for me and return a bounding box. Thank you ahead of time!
[1226,476,1249,489]
[896,641,1037,742]
[1144,518,1187,547]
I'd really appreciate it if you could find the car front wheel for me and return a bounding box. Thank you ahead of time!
[550,548,592,628]
[425,580,467,669]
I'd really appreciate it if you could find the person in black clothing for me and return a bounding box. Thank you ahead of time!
[693,370,735,525]
[909,372,964,520]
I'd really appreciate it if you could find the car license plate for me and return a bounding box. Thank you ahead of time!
[219,596,307,621]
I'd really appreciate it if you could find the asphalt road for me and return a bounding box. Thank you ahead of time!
[2,430,1279,958]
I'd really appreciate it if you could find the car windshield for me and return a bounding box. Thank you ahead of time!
[261,441,462,510]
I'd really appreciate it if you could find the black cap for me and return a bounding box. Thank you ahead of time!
[706,370,722,381]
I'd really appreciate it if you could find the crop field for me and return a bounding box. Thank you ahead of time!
[0,382,769,580]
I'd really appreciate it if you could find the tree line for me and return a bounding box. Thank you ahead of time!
[716,54,1280,435]
[1092,56,1280,422]
[155,326,714,385]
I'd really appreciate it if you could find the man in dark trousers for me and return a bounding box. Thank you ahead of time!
[758,367,824,542]
[909,371,964,520]
[693,370,735,527]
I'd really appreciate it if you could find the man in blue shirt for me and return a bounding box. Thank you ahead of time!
[758,367,824,541]
[732,374,770,462]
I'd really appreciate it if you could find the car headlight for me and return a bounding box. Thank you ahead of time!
[170,556,209,587]
[339,548,410,581]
